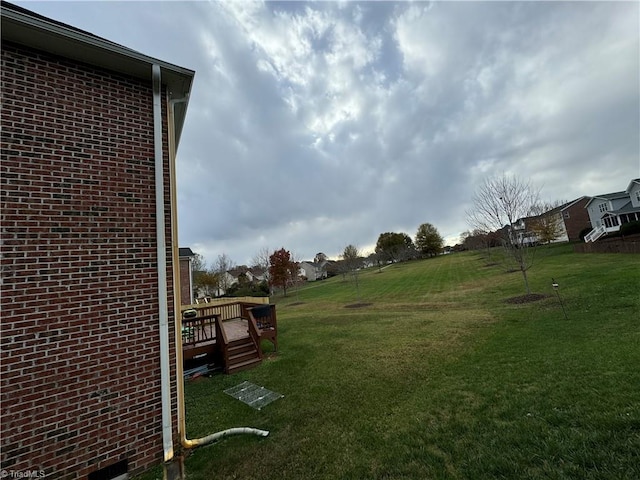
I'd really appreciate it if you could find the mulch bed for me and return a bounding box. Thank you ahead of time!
[504,293,548,304]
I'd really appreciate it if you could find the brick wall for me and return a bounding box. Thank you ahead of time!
[564,197,591,241]
[179,258,192,305]
[1,43,178,478]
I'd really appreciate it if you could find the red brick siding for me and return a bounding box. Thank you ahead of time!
[563,197,591,241]
[179,258,192,305]
[1,43,178,478]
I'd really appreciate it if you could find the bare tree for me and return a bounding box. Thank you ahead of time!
[192,253,207,273]
[342,244,363,301]
[213,253,235,295]
[467,174,541,294]
[289,250,303,300]
[251,246,271,286]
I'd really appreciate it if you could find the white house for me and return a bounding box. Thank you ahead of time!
[299,261,328,281]
[585,178,640,242]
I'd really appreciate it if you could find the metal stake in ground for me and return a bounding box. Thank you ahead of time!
[552,278,568,320]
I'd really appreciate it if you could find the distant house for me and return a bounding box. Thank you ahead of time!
[1,3,194,478]
[179,247,196,305]
[511,216,540,246]
[231,266,268,285]
[299,260,328,281]
[558,197,592,242]
[511,197,597,245]
[248,266,267,283]
[585,179,640,242]
[531,197,591,243]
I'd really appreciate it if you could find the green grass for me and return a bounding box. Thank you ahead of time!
[139,244,640,479]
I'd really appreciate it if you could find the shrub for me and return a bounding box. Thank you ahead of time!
[578,227,593,241]
[620,220,640,236]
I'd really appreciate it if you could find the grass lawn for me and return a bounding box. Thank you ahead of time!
[139,244,640,479]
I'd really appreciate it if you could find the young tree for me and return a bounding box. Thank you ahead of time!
[415,223,444,257]
[342,244,363,301]
[467,174,541,294]
[289,250,303,300]
[269,248,297,297]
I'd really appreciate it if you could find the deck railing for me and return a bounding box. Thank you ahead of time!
[183,296,269,310]
[181,298,268,346]
[247,313,262,359]
[181,298,268,321]
[585,225,606,243]
[182,313,218,346]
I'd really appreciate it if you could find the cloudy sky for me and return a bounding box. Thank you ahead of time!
[19,1,639,265]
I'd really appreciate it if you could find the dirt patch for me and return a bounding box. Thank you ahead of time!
[504,293,548,304]
[344,302,373,309]
[288,302,305,307]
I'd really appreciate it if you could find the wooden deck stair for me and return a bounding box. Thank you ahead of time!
[226,337,261,374]
[181,300,278,375]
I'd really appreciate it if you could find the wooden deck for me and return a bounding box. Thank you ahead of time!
[182,319,249,357]
[181,300,277,374]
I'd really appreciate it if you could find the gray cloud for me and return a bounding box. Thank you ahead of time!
[19,1,639,264]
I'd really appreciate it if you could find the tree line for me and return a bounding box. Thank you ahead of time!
[191,222,446,298]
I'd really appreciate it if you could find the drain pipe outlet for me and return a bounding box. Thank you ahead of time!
[186,427,269,448]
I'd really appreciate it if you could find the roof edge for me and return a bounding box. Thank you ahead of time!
[1,1,195,147]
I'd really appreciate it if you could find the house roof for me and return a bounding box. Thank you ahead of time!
[1,1,195,149]
[604,200,640,217]
[179,247,195,257]
[626,178,640,193]
[585,190,628,208]
[559,196,588,212]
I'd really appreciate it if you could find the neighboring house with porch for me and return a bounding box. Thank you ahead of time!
[585,179,640,242]
[511,197,601,246]
[1,3,194,478]
[528,197,591,244]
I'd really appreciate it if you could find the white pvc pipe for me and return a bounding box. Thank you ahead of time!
[186,427,269,448]
[153,63,174,462]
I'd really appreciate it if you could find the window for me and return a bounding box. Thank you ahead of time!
[598,203,609,213]
[635,190,640,203]
[563,211,570,219]
[604,215,619,229]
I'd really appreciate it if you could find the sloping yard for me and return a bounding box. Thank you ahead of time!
[140,244,640,479]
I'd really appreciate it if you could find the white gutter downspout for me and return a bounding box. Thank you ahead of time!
[152,63,174,462]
